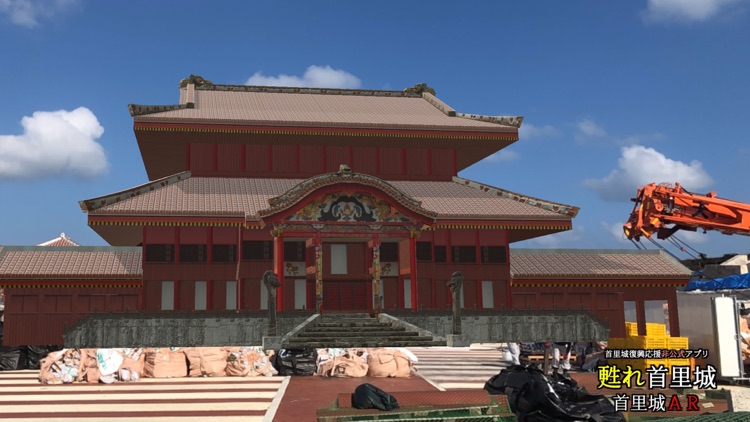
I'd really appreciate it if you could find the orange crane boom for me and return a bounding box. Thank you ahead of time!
[623,183,750,241]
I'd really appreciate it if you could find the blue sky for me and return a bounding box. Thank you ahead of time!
[1,0,749,258]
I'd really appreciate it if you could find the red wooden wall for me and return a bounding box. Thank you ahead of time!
[511,282,681,338]
[2,286,140,346]
[186,143,456,181]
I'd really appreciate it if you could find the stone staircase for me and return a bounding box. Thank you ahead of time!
[281,313,447,349]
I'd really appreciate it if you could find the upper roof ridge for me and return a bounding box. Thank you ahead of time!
[191,83,425,97]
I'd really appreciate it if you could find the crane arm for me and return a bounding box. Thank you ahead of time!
[623,183,750,241]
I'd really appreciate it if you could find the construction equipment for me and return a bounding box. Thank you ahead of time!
[623,182,750,242]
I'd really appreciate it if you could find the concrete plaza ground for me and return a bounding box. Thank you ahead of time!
[0,345,745,421]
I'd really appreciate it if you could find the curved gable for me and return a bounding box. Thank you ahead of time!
[256,167,437,226]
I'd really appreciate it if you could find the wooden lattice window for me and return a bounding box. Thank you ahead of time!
[434,246,447,263]
[242,241,273,261]
[481,246,507,264]
[452,246,476,264]
[212,245,237,263]
[145,244,174,263]
[380,243,399,262]
[180,245,207,263]
[416,242,432,261]
[284,241,306,262]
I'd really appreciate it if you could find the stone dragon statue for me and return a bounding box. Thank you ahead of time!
[403,83,436,96]
[447,271,464,295]
[262,270,282,300]
[179,74,214,89]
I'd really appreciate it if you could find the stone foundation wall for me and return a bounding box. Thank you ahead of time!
[64,313,311,348]
[387,310,609,344]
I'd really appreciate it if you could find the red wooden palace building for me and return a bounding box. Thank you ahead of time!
[0,77,692,346]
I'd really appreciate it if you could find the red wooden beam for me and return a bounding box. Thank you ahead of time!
[134,122,519,140]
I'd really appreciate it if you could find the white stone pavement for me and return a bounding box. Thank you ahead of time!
[0,370,288,422]
[409,345,509,390]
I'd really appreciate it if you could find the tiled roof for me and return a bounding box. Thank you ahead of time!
[0,246,142,279]
[510,249,692,279]
[82,174,573,221]
[130,82,521,133]
[37,233,80,247]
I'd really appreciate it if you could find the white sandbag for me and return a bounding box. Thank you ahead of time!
[97,349,124,376]
[390,347,418,364]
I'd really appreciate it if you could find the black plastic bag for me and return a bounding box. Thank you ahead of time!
[0,346,27,370]
[24,346,51,370]
[272,348,318,376]
[484,364,625,422]
[351,383,400,411]
[484,364,534,395]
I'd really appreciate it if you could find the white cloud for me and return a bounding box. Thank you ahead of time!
[642,0,745,23]
[519,123,560,140]
[484,149,520,163]
[574,119,607,144]
[577,119,607,137]
[584,145,713,201]
[530,225,585,247]
[246,65,362,89]
[0,0,77,28]
[0,107,108,179]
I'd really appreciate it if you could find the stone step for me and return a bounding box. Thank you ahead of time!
[314,322,392,328]
[286,336,437,345]
[314,320,387,324]
[282,340,447,348]
[317,314,374,319]
[295,330,420,338]
[304,325,406,333]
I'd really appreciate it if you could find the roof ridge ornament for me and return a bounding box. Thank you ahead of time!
[337,164,353,176]
[403,83,436,96]
[179,74,214,89]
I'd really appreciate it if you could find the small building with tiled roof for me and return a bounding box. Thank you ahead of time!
[0,246,141,345]
[510,249,692,337]
[0,75,691,346]
[37,233,80,247]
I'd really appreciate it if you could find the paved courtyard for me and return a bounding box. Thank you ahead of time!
[0,370,288,422]
[0,346,745,421]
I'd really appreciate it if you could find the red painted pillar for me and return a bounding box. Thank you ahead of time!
[409,234,418,311]
[636,299,647,336]
[140,225,147,311]
[174,226,180,311]
[207,227,213,310]
[272,227,285,312]
[475,229,483,310]
[445,229,453,310]
[236,226,243,311]
[369,234,381,314]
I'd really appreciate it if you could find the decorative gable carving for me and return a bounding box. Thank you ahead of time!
[286,192,412,223]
